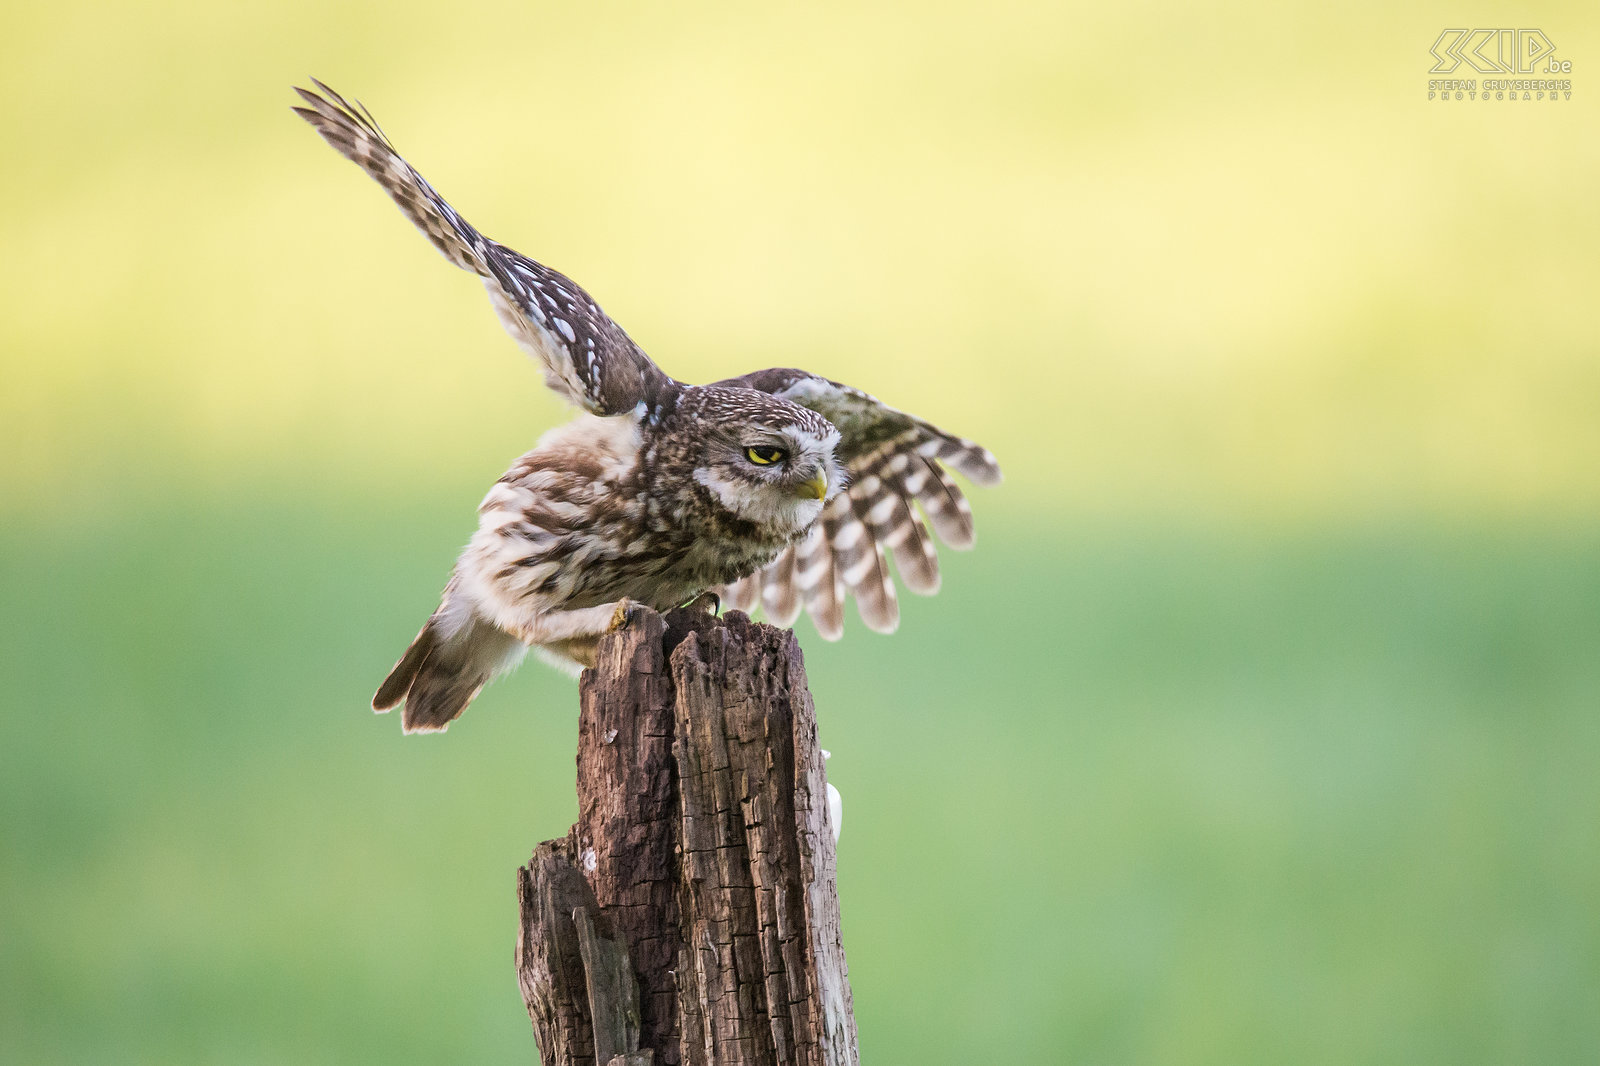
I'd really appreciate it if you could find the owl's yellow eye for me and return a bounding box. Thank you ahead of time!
[745,445,787,466]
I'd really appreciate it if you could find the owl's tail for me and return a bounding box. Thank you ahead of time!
[373,594,526,734]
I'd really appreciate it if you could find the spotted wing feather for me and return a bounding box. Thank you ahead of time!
[716,370,1000,637]
[795,514,845,640]
[761,545,802,626]
[722,571,762,614]
[293,81,671,416]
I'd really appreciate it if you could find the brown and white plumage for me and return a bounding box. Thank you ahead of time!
[294,80,667,416]
[294,82,1001,732]
[712,370,1001,638]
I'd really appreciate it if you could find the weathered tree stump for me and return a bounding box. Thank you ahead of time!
[515,608,857,1066]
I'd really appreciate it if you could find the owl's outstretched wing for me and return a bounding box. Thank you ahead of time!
[715,369,1001,639]
[293,82,672,416]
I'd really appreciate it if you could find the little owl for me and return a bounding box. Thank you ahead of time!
[294,82,1001,733]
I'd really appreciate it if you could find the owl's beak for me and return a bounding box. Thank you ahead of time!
[795,470,828,500]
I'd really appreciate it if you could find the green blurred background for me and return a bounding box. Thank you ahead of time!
[3,1,1598,1063]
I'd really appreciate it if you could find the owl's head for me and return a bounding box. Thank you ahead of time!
[688,388,843,534]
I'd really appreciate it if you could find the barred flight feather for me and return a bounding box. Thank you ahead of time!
[294,82,670,418]
[909,455,976,549]
[761,545,802,626]
[859,462,942,595]
[294,82,485,273]
[837,493,898,633]
[797,517,845,640]
[722,572,761,614]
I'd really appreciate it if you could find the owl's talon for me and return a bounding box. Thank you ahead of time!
[609,599,644,632]
[684,591,721,615]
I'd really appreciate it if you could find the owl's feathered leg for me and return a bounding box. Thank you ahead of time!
[492,598,646,674]
[537,595,715,671]
[531,640,597,676]
[497,599,642,645]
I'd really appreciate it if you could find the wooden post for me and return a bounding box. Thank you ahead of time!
[515,608,858,1066]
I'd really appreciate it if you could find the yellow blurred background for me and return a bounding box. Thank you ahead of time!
[2,1,1598,1064]
[5,0,1596,520]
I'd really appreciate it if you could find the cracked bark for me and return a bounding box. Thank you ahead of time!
[516,608,857,1066]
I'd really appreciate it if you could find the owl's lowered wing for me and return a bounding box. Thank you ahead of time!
[293,82,671,416]
[715,370,1001,639]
